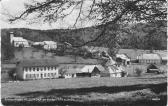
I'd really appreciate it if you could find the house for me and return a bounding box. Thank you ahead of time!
[43,41,57,50]
[116,54,131,65]
[16,59,59,80]
[101,65,125,77]
[137,53,162,64]
[58,64,105,78]
[10,32,30,47]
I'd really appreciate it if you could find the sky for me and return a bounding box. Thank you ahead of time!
[0,0,94,30]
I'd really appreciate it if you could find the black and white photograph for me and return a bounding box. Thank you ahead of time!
[0,0,167,106]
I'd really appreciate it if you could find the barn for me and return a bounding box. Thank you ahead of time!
[58,64,105,78]
[137,53,162,64]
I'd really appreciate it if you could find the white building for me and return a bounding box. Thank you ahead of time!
[116,54,131,65]
[43,41,57,50]
[16,59,59,80]
[106,65,124,77]
[10,32,30,47]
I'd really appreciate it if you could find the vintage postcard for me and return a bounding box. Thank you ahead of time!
[0,0,167,106]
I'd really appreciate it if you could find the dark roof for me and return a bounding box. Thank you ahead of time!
[18,58,101,67]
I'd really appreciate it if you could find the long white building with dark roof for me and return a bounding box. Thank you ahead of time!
[16,58,102,80]
[16,59,60,80]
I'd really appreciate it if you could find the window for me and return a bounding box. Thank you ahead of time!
[26,74,29,78]
[48,67,50,70]
[44,73,46,77]
[33,67,35,71]
[48,73,50,77]
[44,67,46,71]
[40,67,43,71]
[51,67,53,70]
[29,67,31,71]
[37,67,39,71]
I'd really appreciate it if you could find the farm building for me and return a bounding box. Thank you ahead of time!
[58,64,105,78]
[16,59,59,80]
[116,54,131,66]
[137,53,162,64]
[10,32,30,47]
[43,41,57,50]
[101,65,125,77]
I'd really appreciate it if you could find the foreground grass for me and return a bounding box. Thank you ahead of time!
[1,74,167,106]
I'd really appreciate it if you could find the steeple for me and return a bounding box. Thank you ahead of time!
[9,32,14,44]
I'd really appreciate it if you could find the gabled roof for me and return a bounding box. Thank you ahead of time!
[59,64,106,74]
[137,53,162,60]
[118,49,167,60]
[116,54,130,60]
[59,64,86,74]
[13,37,28,42]
[43,41,56,45]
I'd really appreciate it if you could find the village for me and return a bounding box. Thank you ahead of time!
[1,32,167,81]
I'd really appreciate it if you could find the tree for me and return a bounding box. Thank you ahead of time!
[1,35,15,60]
[4,0,167,55]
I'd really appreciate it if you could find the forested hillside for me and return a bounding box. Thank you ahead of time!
[1,20,167,60]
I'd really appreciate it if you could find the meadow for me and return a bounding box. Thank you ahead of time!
[1,74,167,106]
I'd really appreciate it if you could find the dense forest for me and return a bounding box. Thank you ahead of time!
[1,20,167,60]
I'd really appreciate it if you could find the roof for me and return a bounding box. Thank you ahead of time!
[59,64,86,74]
[137,53,162,60]
[116,54,130,61]
[43,41,56,45]
[33,42,44,45]
[118,49,167,60]
[59,64,106,74]
[154,50,167,60]
[18,58,101,67]
[13,37,28,42]
[106,65,123,73]
[118,49,149,59]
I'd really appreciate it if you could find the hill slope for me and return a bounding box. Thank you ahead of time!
[1,21,167,60]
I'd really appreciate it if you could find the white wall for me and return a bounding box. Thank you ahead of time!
[22,66,59,80]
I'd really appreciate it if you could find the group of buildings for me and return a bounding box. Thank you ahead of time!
[10,32,57,50]
[15,59,125,80]
[7,32,167,81]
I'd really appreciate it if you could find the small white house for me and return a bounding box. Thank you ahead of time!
[116,54,131,65]
[10,32,30,47]
[43,41,57,50]
[16,59,59,80]
[106,65,124,77]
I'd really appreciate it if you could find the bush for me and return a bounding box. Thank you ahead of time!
[135,68,143,77]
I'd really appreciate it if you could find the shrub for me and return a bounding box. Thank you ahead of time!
[135,68,143,77]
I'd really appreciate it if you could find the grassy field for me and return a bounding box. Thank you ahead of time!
[1,74,167,106]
